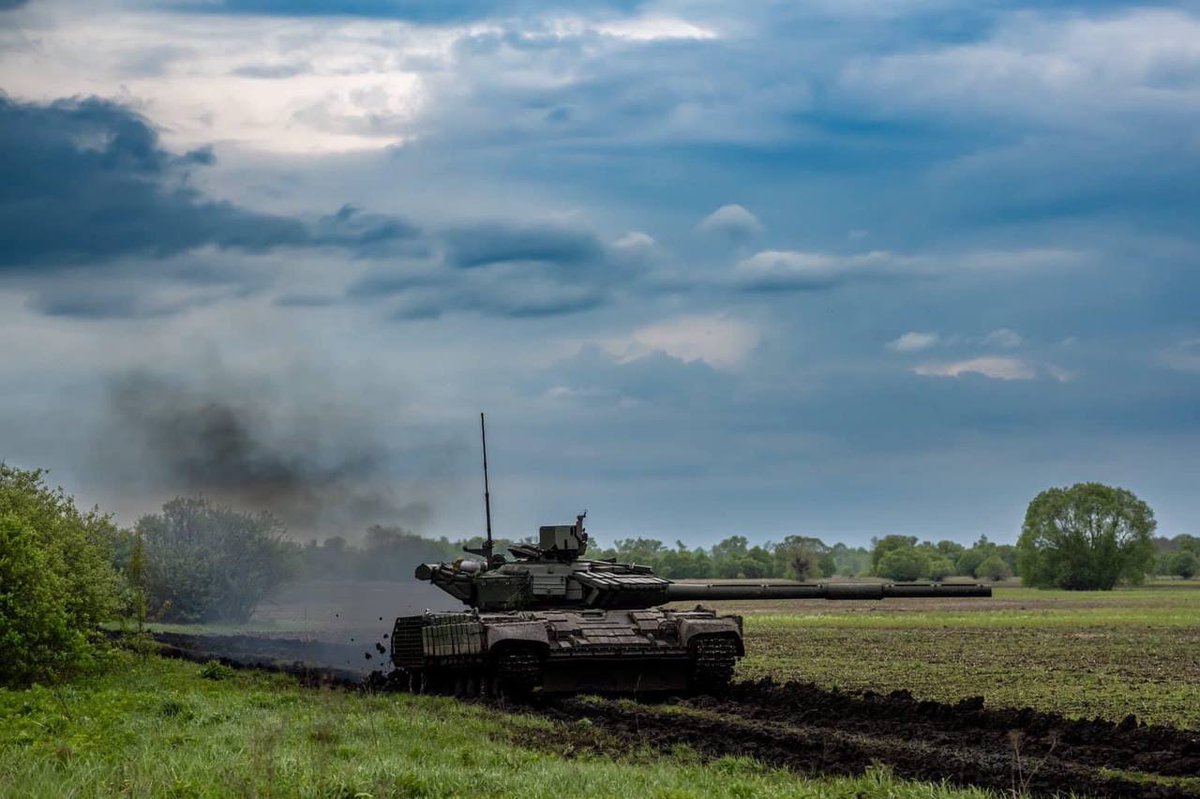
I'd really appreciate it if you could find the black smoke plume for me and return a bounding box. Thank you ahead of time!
[102,368,447,538]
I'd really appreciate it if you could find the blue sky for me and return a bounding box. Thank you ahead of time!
[1,0,1198,546]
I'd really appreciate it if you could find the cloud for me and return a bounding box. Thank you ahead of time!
[178,0,646,24]
[0,95,417,272]
[612,231,656,251]
[605,314,759,370]
[1158,339,1200,373]
[913,357,1036,381]
[443,221,603,269]
[839,10,1200,133]
[344,217,640,319]
[313,204,421,252]
[887,332,939,353]
[0,95,304,268]
[982,328,1023,349]
[697,204,764,240]
[735,249,912,291]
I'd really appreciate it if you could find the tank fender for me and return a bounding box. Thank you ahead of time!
[678,618,744,656]
[485,621,550,653]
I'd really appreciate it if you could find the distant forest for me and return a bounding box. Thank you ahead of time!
[296,526,1199,583]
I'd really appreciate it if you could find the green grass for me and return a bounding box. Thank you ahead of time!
[724,585,1200,729]
[0,654,999,799]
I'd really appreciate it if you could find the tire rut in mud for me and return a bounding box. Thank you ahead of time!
[520,679,1200,799]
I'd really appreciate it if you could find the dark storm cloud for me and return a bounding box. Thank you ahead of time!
[314,204,422,253]
[337,218,636,319]
[443,222,604,269]
[0,95,417,270]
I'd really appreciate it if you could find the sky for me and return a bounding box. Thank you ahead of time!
[1,0,1198,548]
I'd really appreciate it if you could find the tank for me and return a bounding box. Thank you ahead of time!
[391,513,993,696]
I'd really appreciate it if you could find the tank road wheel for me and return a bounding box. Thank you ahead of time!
[690,636,737,694]
[493,647,542,699]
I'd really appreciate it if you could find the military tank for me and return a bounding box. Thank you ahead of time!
[393,513,991,695]
[390,417,993,696]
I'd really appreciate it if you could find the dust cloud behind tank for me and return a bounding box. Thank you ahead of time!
[391,415,992,697]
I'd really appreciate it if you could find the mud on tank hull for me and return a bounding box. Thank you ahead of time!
[391,607,743,696]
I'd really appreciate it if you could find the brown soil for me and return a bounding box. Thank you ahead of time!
[521,681,1200,798]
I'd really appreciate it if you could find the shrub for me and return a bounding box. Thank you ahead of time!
[926,557,957,581]
[955,549,987,578]
[0,465,122,686]
[138,497,297,623]
[876,547,928,582]
[1166,550,1198,580]
[976,554,1013,581]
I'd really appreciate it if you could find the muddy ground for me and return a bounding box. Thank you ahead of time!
[143,631,1200,798]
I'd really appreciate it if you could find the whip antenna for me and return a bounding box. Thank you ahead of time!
[480,412,494,564]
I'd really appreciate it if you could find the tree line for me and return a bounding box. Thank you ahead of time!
[3,462,1196,687]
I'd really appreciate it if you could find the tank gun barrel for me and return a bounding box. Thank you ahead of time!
[665,581,991,602]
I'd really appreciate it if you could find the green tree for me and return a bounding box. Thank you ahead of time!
[1017,483,1156,590]
[927,557,956,581]
[976,554,1013,582]
[1166,550,1198,580]
[0,465,122,686]
[871,535,918,574]
[137,497,298,623]
[955,549,987,578]
[876,547,928,581]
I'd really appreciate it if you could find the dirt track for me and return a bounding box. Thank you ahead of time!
[147,632,1200,798]
[526,680,1200,799]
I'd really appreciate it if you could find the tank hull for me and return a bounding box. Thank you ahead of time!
[391,607,743,695]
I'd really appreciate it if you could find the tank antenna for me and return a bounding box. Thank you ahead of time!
[480,412,494,565]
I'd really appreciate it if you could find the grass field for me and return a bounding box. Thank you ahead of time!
[7,582,1198,798]
[0,655,993,799]
[703,584,1200,729]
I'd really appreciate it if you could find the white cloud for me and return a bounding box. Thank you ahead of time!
[697,204,764,239]
[840,9,1200,131]
[982,328,1023,348]
[735,249,908,290]
[733,246,1086,292]
[914,357,1036,381]
[605,314,759,370]
[612,231,657,251]
[592,16,719,42]
[1158,339,1200,373]
[887,331,939,353]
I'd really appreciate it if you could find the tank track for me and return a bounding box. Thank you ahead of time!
[690,636,737,692]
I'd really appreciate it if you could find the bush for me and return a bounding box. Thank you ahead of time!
[0,465,122,686]
[1018,483,1156,590]
[1166,550,1198,580]
[876,547,928,582]
[955,549,987,578]
[976,554,1013,581]
[927,557,957,581]
[138,497,297,623]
